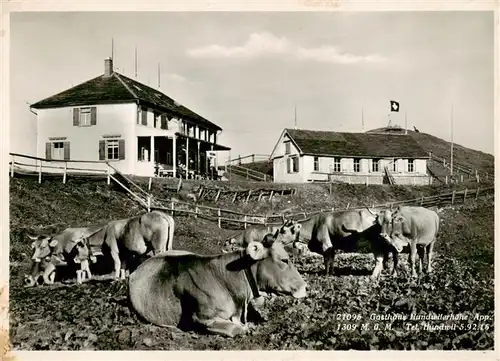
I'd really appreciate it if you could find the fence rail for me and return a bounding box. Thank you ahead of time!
[9,153,494,231]
[226,154,271,166]
[146,186,494,230]
[226,164,273,182]
[429,153,492,182]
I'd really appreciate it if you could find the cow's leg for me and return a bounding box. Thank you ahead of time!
[417,245,425,275]
[323,247,336,276]
[371,252,384,279]
[426,241,435,274]
[81,259,92,282]
[409,242,418,278]
[392,251,399,277]
[194,316,246,338]
[42,263,56,285]
[382,251,389,272]
[119,257,128,280]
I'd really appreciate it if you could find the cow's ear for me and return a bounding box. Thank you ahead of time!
[247,241,267,260]
[294,223,302,231]
[49,239,59,248]
[31,241,37,249]
[262,234,275,248]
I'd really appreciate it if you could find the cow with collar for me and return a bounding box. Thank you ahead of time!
[128,233,307,337]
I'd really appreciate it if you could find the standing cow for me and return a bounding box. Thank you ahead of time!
[379,206,439,278]
[82,210,175,280]
[128,233,307,337]
[295,208,397,278]
[24,225,104,287]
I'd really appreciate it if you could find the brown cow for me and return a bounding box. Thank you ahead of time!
[379,206,439,278]
[128,234,307,337]
[82,211,175,280]
[221,219,302,253]
[295,208,397,278]
[24,225,104,287]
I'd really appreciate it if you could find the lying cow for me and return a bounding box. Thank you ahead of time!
[24,225,103,287]
[221,219,302,253]
[82,210,175,280]
[128,233,307,338]
[295,208,396,278]
[379,206,439,278]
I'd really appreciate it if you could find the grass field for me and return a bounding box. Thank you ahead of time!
[8,175,494,350]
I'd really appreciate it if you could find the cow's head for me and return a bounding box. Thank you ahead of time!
[387,214,410,252]
[247,234,307,299]
[274,219,302,246]
[28,234,57,263]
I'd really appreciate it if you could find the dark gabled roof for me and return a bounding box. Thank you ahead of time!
[285,128,428,158]
[30,72,222,131]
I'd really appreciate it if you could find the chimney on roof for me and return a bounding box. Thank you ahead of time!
[104,57,113,77]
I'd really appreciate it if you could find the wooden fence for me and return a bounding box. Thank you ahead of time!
[146,186,494,230]
[429,153,492,182]
[226,154,271,166]
[9,153,494,230]
[225,164,273,182]
[197,185,296,203]
[9,153,111,184]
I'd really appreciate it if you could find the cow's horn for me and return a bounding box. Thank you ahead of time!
[366,207,377,215]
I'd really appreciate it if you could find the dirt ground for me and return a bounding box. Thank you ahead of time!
[9,199,494,350]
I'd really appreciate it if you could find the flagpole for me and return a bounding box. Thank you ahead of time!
[450,103,454,176]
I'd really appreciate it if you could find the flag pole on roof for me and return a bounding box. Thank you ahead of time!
[111,38,114,60]
[405,110,408,134]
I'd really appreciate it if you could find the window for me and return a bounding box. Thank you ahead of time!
[80,108,91,126]
[333,158,341,172]
[287,155,299,173]
[372,159,379,172]
[393,159,397,172]
[52,142,64,160]
[408,159,414,172]
[46,141,69,160]
[99,139,124,161]
[107,140,119,160]
[354,159,360,172]
[73,107,96,127]
[314,156,319,171]
[285,141,291,155]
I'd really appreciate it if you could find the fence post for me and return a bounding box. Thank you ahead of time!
[171,201,175,216]
[147,196,151,212]
[451,190,455,205]
[246,168,249,179]
[475,188,480,201]
[38,160,42,184]
[63,162,67,184]
[10,155,14,177]
[148,177,152,192]
[244,215,247,229]
[346,203,350,209]
[460,174,463,183]
[106,164,111,185]
[195,206,198,218]
[445,176,448,185]
[420,196,424,205]
[252,154,255,163]
[463,188,468,203]
[217,209,221,228]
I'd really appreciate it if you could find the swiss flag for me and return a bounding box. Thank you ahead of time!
[390,100,400,112]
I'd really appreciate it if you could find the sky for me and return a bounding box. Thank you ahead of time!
[10,11,495,160]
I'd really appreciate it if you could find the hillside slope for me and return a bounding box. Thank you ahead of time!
[368,127,494,176]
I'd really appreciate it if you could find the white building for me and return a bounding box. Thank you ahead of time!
[30,58,230,177]
[270,128,430,185]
